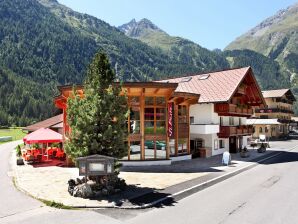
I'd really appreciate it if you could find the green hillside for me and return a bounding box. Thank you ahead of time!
[1,0,297,126]
[0,0,229,126]
[225,3,298,77]
[223,50,290,90]
[0,67,56,126]
[118,18,230,72]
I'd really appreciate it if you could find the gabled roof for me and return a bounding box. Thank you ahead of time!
[262,89,296,101]
[23,114,63,132]
[158,67,264,104]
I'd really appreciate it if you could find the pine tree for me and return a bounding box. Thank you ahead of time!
[65,52,128,163]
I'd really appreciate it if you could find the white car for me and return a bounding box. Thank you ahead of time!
[130,145,140,154]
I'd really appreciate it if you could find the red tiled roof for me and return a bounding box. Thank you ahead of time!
[158,67,251,103]
[51,122,63,128]
[262,89,290,98]
[23,114,63,132]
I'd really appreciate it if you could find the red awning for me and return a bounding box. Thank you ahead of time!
[23,128,63,144]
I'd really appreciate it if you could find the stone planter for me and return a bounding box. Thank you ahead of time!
[240,151,250,158]
[16,157,24,165]
[257,146,266,153]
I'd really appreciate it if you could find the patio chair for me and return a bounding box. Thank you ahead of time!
[56,148,65,160]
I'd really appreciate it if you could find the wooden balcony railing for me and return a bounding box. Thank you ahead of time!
[255,108,294,115]
[215,104,253,117]
[218,125,253,138]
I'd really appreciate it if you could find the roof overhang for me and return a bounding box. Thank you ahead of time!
[228,67,267,107]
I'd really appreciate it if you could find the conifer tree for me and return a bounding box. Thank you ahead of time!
[65,52,128,162]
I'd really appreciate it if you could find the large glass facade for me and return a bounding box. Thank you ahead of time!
[178,105,189,155]
[144,97,167,159]
[121,90,193,161]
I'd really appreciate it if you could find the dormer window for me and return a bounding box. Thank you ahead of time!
[198,74,210,80]
[180,77,192,83]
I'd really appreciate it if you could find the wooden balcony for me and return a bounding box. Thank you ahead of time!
[255,108,294,115]
[218,125,253,138]
[215,104,253,117]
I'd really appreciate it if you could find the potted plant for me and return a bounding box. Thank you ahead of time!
[257,142,267,153]
[240,146,250,158]
[16,145,24,165]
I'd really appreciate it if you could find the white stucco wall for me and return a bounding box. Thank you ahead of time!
[212,136,228,156]
[190,132,228,156]
[243,136,250,147]
[190,103,250,157]
[190,104,219,124]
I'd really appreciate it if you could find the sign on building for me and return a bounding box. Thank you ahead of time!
[168,102,174,138]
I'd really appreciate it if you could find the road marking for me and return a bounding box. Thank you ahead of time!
[135,144,298,209]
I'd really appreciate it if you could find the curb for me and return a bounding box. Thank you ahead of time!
[124,151,285,209]
[13,145,297,210]
[117,147,296,209]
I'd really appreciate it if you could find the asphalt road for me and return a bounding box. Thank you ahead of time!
[1,140,298,224]
[127,145,298,224]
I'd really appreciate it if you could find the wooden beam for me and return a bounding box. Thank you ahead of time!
[174,97,185,105]
[127,101,131,161]
[140,92,145,160]
[154,88,160,94]
[187,105,190,155]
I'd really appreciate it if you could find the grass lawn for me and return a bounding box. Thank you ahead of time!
[0,128,27,144]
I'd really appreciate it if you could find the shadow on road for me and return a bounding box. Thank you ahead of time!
[87,184,177,207]
[259,151,298,165]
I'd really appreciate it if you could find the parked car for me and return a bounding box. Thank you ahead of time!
[288,131,298,139]
[130,145,140,154]
[145,141,166,150]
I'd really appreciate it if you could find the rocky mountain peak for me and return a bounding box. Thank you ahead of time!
[118,18,164,38]
[243,2,298,38]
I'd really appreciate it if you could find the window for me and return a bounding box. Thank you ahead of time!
[178,105,187,123]
[194,138,204,148]
[214,139,218,150]
[156,97,166,106]
[239,118,242,126]
[259,127,263,133]
[144,97,166,135]
[178,138,188,154]
[219,140,225,148]
[198,74,210,80]
[265,127,268,133]
[220,117,223,126]
[128,98,140,134]
[190,116,194,124]
[145,97,154,105]
[180,77,192,83]
[130,97,140,106]
[125,141,141,160]
[229,117,234,126]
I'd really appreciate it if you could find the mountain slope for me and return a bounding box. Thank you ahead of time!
[225,3,298,76]
[223,49,290,90]
[0,66,56,126]
[39,0,230,80]
[118,18,230,72]
[0,0,228,126]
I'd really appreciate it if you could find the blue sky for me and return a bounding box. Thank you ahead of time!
[58,0,297,50]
